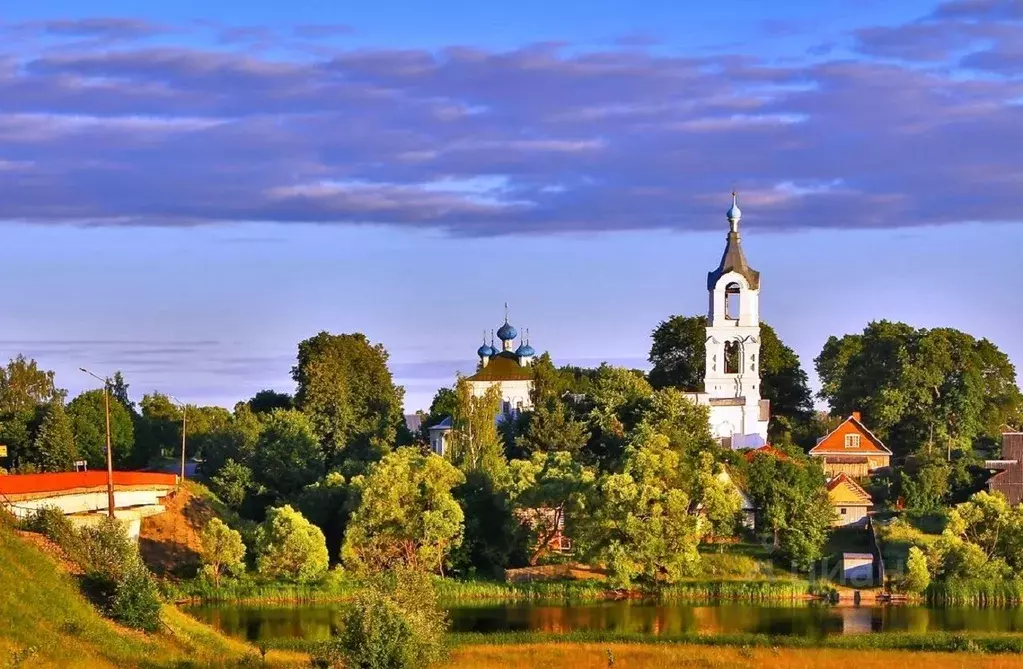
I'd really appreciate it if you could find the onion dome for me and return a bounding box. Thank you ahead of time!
[478,343,496,358]
[516,342,535,357]
[497,321,518,341]
[726,190,742,224]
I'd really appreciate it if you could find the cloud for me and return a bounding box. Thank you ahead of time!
[0,8,1021,235]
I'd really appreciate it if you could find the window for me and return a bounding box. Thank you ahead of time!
[502,401,510,414]
[724,341,740,374]
[840,508,848,515]
[844,434,861,449]
[725,282,741,320]
[516,401,523,412]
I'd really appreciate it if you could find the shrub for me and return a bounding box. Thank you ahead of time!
[255,505,329,582]
[901,546,931,594]
[199,518,246,586]
[79,517,138,579]
[109,557,162,632]
[328,569,447,669]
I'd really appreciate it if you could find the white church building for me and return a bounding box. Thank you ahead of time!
[685,193,770,449]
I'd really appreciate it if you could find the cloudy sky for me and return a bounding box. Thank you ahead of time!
[0,0,1021,412]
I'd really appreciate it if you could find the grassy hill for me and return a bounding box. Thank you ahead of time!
[0,510,304,668]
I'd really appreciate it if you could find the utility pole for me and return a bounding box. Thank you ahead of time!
[80,368,115,518]
[170,396,187,483]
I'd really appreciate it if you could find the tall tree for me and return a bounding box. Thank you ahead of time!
[109,371,135,414]
[447,377,505,475]
[648,315,813,442]
[67,389,135,468]
[247,389,294,415]
[815,321,1023,457]
[251,409,324,502]
[30,399,78,472]
[342,448,465,574]
[292,332,405,468]
[198,403,263,476]
[136,393,181,465]
[514,397,589,458]
[0,356,63,467]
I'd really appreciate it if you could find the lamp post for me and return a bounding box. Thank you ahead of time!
[80,368,115,518]
[169,395,187,482]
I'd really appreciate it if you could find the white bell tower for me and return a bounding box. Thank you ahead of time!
[701,192,769,446]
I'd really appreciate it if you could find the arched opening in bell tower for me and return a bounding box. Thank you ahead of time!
[724,340,741,374]
[725,282,741,320]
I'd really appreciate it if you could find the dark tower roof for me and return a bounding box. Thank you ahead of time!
[707,192,760,291]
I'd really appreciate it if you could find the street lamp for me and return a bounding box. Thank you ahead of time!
[79,367,115,518]
[169,395,187,482]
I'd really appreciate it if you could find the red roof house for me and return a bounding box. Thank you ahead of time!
[809,412,892,478]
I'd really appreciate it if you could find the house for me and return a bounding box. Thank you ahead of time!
[986,432,1023,504]
[809,412,892,478]
[826,472,873,527]
[742,444,790,462]
[841,552,875,585]
[716,468,756,529]
[428,417,452,456]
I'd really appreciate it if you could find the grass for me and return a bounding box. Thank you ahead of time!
[442,643,1023,669]
[0,515,306,668]
[927,579,1023,606]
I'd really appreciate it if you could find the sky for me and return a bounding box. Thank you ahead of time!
[0,0,1021,412]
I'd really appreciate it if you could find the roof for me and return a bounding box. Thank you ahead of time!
[842,553,874,560]
[809,414,892,457]
[429,416,453,431]
[826,472,873,506]
[0,471,177,498]
[468,352,533,382]
[743,445,790,462]
[707,226,760,291]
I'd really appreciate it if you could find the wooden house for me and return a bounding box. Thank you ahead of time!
[826,472,873,527]
[809,412,892,478]
[986,432,1023,504]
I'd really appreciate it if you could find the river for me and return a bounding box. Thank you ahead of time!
[183,601,1023,642]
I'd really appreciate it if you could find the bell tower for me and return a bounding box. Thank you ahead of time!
[702,193,768,445]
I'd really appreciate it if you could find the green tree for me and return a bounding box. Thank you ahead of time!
[247,389,294,415]
[30,399,77,472]
[0,356,63,468]
[327,568,447,669]
[251,409,324,502]
[209,459,254,510]
[197,403,263,476]
[199,518,247,586]
[900,452,950,513]
[902,546,931,594]
[449,470,527,576]
[447,377,505,475]
[294,471,351,561]
[293,331,405,468]
[648,315,813,443]
[816,321,1023,457]
[135,393,181,465]
[584,364,654,467]
[109,371,135,414]
[67,389,135,469]
[255,505,329,582]
[745,451,834,571]
[515,396,588,458]
[342,449,465,574]
[509,451,595,566]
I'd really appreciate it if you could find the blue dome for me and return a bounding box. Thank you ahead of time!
[477,343,496,357]
[516,343,535,357]
[497,322,518,341]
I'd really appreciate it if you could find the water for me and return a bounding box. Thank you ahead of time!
[183,601,1023,642]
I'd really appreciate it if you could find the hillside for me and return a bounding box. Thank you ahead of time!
[139,480,238,577]
[0,511,303,668]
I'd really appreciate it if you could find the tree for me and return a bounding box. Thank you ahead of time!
[30,399,77,472]
[197,403,263,476]
[745,452,834,571]
[509,451,595,566]
[648,315,813,442]
[902,546,931,594]
[255,505,329,582]
[447,377,505,475]
[326,568,447,669]
[0,356,63,468]
[199,518,246,586]
[293,331,405,468]
[247,389,294,415]
[515,396,588,458]
[135,393,181,465]
[294,471,351,561]
[209,459,254,510]
[342,449,465,574]
[584,364,654,467]
[816,322,1023,457]
[251,409,324,502]
[109,372,135,414]
[449,470,527,577]
[900,452,950,512]
[67,389,135,468]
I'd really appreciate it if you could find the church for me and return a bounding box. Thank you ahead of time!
[432,193,770,454]
[685,193,770,449]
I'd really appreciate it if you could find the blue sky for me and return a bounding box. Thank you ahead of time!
[0,0,1020,412]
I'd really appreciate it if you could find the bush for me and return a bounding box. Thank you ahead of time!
[901,546,931,594]
[109,557,162,632]
[327,569,447,669]
[255,505,329,582]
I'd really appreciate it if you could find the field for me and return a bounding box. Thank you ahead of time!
[445,643,1023,669]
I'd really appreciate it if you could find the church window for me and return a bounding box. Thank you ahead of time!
[724,341,740,374]
[725,282,741,320]
[503,401,510,414]
[845,434,861,449]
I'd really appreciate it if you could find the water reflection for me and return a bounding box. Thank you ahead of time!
[183,601,1023,642]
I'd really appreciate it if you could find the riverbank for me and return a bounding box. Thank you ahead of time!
[443,642,1023,669]
[168,573,830,605]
